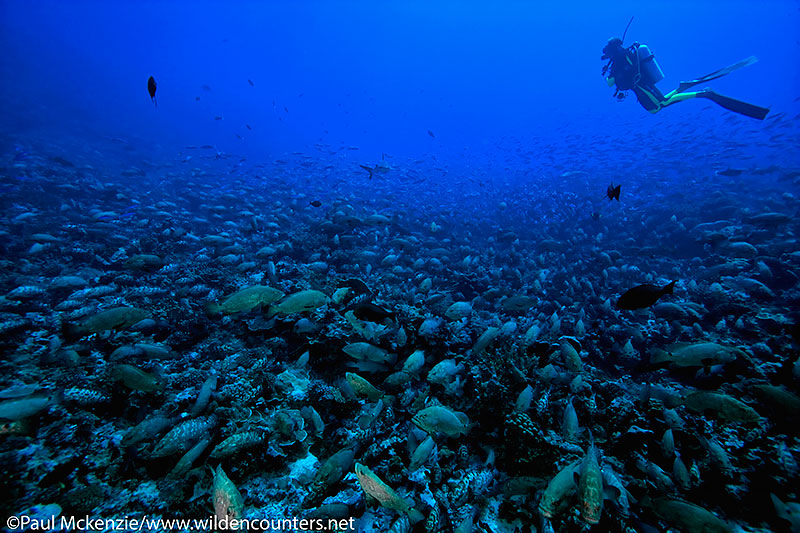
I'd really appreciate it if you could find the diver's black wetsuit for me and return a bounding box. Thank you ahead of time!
[607,44,664,112]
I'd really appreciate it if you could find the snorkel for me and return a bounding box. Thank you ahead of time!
[621,15,634,44]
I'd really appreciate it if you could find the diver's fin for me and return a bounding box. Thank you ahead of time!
[701,90,770,120]
[675,56,758,94]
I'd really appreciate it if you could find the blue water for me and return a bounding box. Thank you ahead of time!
[2,1,798,167]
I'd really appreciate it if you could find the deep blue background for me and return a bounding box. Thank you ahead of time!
[1,0,798,168]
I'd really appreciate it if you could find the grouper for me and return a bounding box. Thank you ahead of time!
[62,306,150,341]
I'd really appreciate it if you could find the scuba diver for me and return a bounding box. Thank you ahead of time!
[601,22,769,120]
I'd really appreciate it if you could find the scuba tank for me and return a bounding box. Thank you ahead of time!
[635,43,665,85]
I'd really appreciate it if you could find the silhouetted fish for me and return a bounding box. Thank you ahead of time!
[310,200,322,207]
[340,278,372,296]
[607,183,621,201]
[360,165,375,179]
[428,130,435,138]
[617,281,676,310]
[147,76,157,107]
[351,302,395,323]
[716,168,744,177]
[359,156,391,180]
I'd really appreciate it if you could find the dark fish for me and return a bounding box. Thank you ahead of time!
[214,116,223,121]
[787,316,800,343]
[716,168,744,177]
[359,157,390,180]
[247,79,254,86]
[617,281,677,310]
[427,130,435,138]
[606,183,621,201]
[310,200,322,207]
[147,76,157,107]
[246,124,252,130]
[340,278,371,296]
[360,164,374,179]
[37,456,82,487]
[351,302,395,323]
